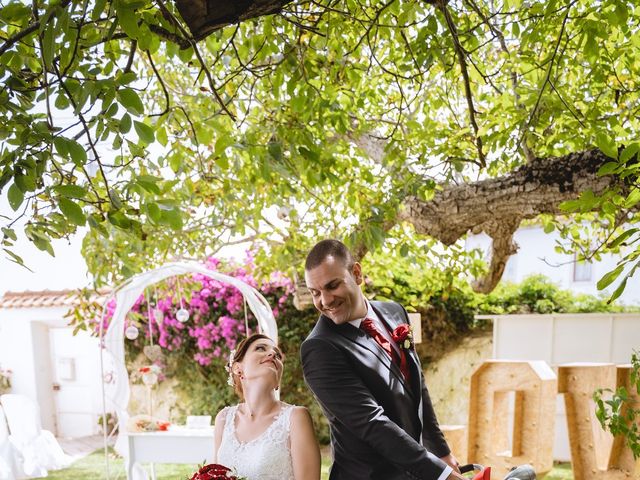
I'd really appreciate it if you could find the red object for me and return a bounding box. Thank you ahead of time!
[157,421,170,431]
[391,324,411,343]
[473,466,491,480]
[190,463,241,480]
[361,319,410,381]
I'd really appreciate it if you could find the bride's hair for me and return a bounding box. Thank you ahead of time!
[228,333,285,398]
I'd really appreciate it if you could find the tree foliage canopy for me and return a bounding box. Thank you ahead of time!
[1,0,639,292]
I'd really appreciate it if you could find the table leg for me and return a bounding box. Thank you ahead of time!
[150,462,156,480]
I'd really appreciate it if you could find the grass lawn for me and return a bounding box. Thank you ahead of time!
[48,448,574,479]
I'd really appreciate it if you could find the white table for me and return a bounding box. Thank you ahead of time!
[126,427,214,480]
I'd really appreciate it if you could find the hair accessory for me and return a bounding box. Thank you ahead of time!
[225,349,236,387]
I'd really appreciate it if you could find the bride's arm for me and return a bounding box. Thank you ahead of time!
[212,408,226,462]
[290,406,321,480]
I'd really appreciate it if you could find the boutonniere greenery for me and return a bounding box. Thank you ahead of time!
[391,324,413,349]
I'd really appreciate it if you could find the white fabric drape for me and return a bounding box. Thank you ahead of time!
[100,261,278,479]
[0,394,71,478]
[0,405,25,480]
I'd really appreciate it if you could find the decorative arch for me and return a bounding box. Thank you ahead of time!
[98,261,277,478]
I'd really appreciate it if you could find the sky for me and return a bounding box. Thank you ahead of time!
[0,192,91,296]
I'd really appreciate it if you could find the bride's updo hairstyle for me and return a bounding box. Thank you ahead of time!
[227,333,285,398]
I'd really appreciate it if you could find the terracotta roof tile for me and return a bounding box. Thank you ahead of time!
[0,289,109,309]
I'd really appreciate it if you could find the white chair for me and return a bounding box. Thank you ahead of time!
[0,394,71,477]
[0,405,25,480]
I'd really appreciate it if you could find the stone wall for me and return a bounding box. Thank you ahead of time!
[423,331,493,425]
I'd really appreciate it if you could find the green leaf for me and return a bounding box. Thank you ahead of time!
[120,113,132,134]
[55,137,87,165]
[53,185,87,199]
[608,277,627,304]
[608,229,639,249]
[136,175,161,194]
[620,143,639,163]
[41,23,56,69]
[134,121,154,145]
[597,162,618,176]
[7,183,24,211]
[107,210,131,229]
[595,132,618,159]
[117,7,140,39]
[597,265,624,290]
[68,140,88,166]
[53,137,69,157]
[58,197,86,226]
[145,202,161,223]
[117,88,144,116]
[625,189,640,209]
[87,214,109,238]
[162,208,183,230]
[3,248,27,267]
[1,227,17,241]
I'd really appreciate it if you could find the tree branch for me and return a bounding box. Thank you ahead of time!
[436,0,486,168]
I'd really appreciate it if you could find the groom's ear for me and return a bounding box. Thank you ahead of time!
[352,262,363,284]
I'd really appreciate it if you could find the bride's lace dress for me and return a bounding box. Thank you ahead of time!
[217,404,295,480]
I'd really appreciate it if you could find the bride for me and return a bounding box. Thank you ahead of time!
[213,333,321,480]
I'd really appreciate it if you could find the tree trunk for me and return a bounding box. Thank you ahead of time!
[175,0,293,40]
[397,149,631,293]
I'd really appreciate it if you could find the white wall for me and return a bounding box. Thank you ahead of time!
[466,225,640,305]
[0,305,102,437]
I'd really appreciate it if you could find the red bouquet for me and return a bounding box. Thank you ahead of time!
[189,463,246,480]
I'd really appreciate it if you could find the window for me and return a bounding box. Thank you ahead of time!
[573,255,592,282]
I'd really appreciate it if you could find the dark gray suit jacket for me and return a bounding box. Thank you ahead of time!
[301,300,450,480]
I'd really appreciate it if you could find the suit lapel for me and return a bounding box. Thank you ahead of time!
[320,314,414,400]
[370,303,418,401]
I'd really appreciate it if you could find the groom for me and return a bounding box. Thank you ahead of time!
[301,239,464,480]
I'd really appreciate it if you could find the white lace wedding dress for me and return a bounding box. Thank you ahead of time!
[217,404,295,480]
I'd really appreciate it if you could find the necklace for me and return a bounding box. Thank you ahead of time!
[244,400,280,419]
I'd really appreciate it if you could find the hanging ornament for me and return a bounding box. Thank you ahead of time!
[125,325,139,340]
[176,308,190,323]
[142,372,158,386]
[153,286,164,324]
[175,276,190,323]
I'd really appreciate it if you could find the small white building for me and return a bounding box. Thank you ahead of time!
[0,290,104,438]
[466,224,640,305]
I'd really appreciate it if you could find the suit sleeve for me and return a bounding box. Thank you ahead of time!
[397,304,451,458]
[301,336,449,480]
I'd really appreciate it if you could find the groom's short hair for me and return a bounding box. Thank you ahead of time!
[305,239,355,271]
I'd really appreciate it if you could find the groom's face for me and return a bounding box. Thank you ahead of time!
[305,255,367,325]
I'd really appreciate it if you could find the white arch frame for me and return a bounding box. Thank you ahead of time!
[98,261,277,479]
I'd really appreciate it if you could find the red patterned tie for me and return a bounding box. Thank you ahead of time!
[361,318,410,381]
[361,318,394,358]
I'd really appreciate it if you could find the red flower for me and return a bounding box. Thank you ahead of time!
[157,421,170,431]
[189,463,245,480]
[139,366,151,373]
[391,324,413,349]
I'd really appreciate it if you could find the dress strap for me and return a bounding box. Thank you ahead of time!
[223,405,238,435]
[281,404,294,433]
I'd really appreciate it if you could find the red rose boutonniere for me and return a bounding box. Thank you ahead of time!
[392,324,413,349]
[189,463,246,480]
